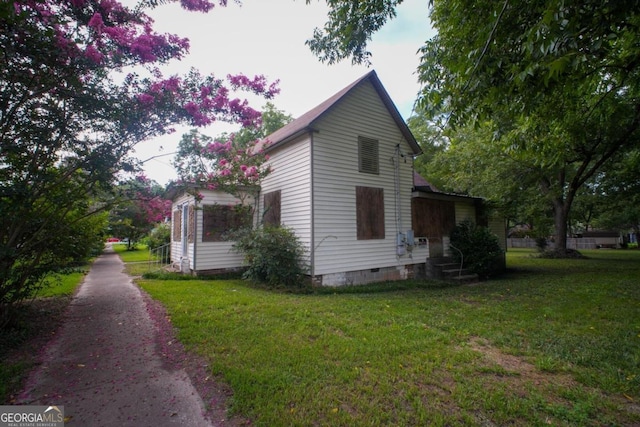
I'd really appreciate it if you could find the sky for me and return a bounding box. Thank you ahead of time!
[132,0,435,185]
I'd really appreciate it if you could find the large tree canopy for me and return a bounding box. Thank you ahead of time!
[312,0,640,252]
[0,0,278,320]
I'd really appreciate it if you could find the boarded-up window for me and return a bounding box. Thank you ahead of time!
[202,204,252,242]
[173,210,182,241]
[263,190,281,227]
[411,198,456,241]
[356,186,385,240]
[358,136,379,174]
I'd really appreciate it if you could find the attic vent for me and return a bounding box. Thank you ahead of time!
[358,136,379,175]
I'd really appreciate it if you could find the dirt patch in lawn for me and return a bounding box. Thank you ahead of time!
[467,336,639,425]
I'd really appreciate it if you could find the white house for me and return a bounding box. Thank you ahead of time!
[169,70,428,285]
[258,70,424,285]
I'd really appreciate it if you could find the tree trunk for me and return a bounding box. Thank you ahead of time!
[553,197,569,253]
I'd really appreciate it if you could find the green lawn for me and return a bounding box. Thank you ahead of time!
[111,243,160,276]
[111,243,150,261]
[138,249,640,426]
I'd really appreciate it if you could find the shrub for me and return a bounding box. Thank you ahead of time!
[535,237,549,252]
[232,226,307,288]
[449,219,504,279]
[146,223,171,248]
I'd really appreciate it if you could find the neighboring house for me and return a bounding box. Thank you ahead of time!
[168,70,505,285]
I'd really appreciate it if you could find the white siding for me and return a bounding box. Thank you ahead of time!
[488,215,507,250]
[455,201,476,224]
[194,190,252,271]
[261,135,312,268]
[170,193,193,268]
[311,81,417,276]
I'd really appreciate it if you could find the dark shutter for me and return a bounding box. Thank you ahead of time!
[173,210,182,241]
[358,137,379,175]
[263,190,281,226]
[356,186,385,240]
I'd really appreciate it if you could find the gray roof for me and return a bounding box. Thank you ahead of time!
[261,70,422,155]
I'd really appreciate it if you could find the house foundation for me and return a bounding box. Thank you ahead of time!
[313,264,421,287]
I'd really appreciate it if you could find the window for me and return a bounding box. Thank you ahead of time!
[356,186,385,240]
[263,190,281,227]
[173,210,182,241]
[202,204,252,242]
[358,136,379,174]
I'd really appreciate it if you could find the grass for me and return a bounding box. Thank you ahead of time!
[137,248,640,426]
[0,267,87,403]
[111,243,158,276]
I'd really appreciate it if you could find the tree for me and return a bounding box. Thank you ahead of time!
[172,102,292,205]
[413,118,554,239]
[108,176,171,250]
[592,149,640,244]
[407,114,448,190]
[1,0,278,321]
[309,0,640,254]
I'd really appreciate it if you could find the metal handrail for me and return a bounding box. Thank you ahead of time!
[448,243,464,277]
[148,243,171,272]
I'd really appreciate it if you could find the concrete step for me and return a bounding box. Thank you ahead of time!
[450,274,480,284]
[442,268,474,278]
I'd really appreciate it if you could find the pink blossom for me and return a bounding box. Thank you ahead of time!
[183,101,199,115]
[88,12,105,32]
[137,93,155,105]
[180,0,215,12]
[84,44,104,64]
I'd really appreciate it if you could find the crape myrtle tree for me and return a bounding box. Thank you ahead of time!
[108,175,171,250]
[172,102,292,206]
[0,0,278,322]
[309,0,640,255]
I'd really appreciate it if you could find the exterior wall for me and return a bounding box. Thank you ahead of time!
[454,201,476,224]
[261,135,312,269]
[194,190,250,272]
[310,80,419,279]
[488,215,507,251]
[170,189,250,273]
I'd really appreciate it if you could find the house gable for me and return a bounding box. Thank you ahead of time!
[308,77,421,278]
[261,70,421,156]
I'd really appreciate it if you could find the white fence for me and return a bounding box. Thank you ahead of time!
[507,238,618,250]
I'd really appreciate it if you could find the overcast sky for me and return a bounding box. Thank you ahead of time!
[132,0,434,184]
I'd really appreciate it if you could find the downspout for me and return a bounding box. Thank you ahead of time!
[393,144,405,257]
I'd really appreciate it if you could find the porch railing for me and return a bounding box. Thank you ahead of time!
[148,243,171,272]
